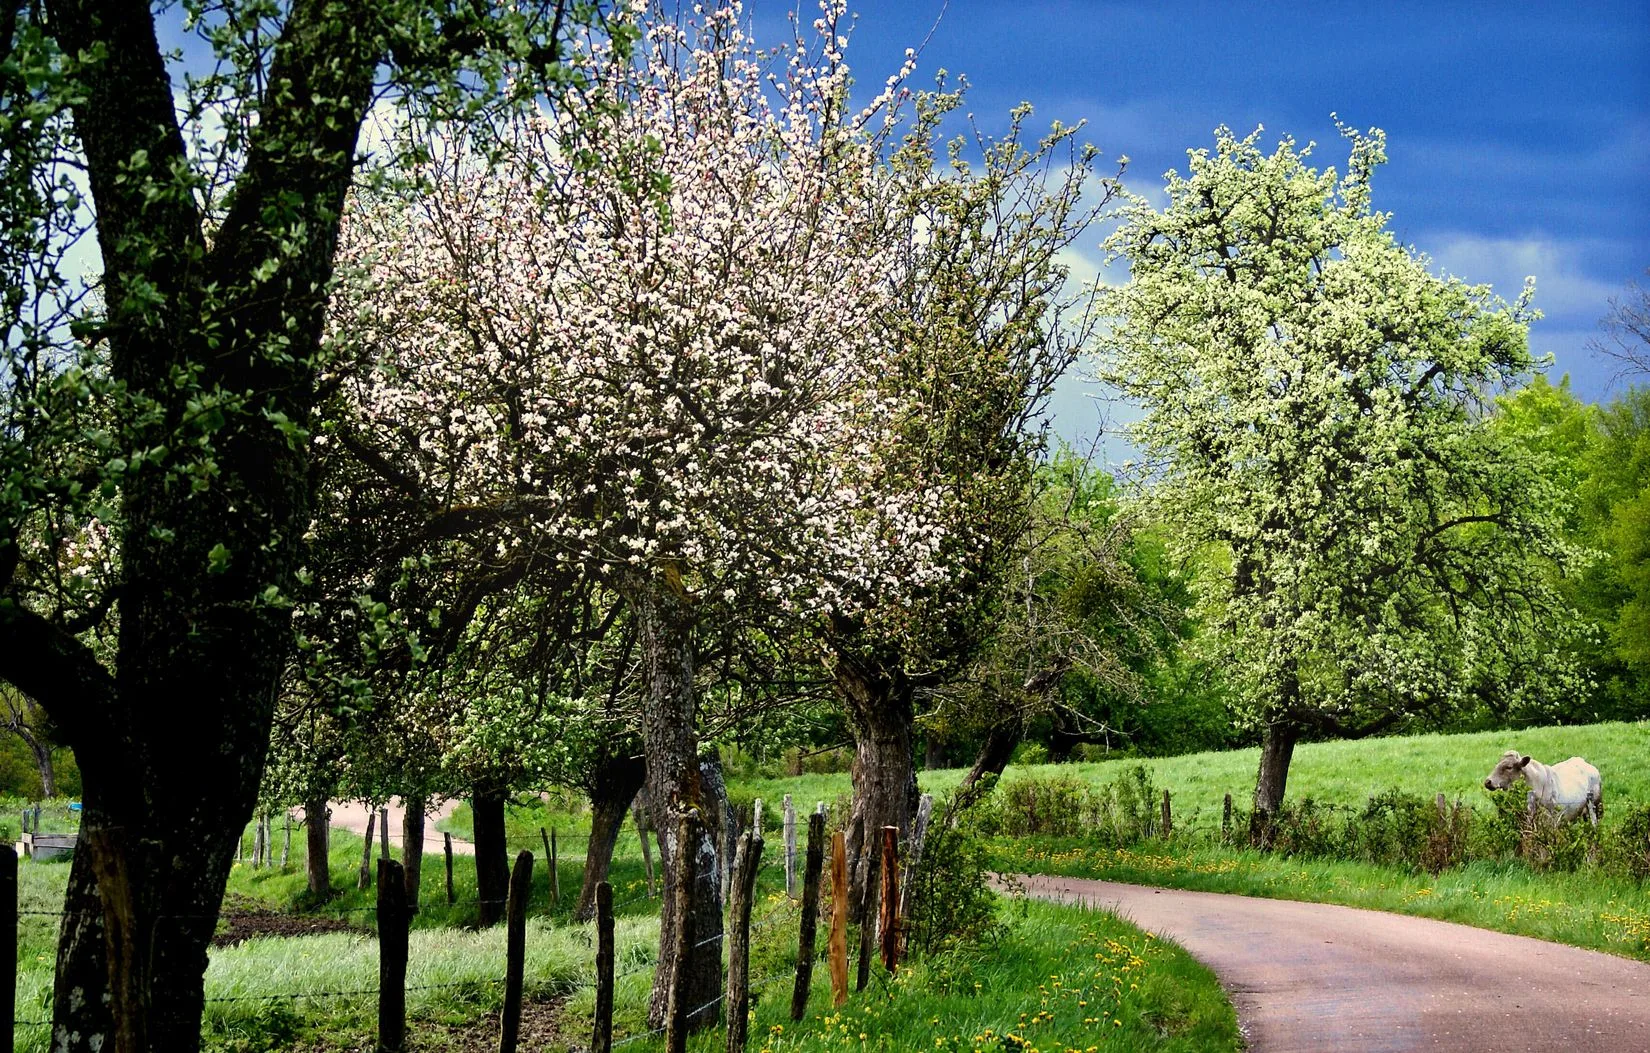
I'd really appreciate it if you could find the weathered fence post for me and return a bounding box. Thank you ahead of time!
[540,827,555,902]
[878,826,899,974]
[1435,792,1448,819]
[856,858,875,993]
[358,810,377,890]
[444,832,456,906]
[791,811,825,1020]
[1,845,16,1037]
[281,813,292,868]
[377,858,409,1052]
[379,806,391,859]
[828,829,848,1007]
[551,828,561,902]
[783,794,797,898]
[498,849,534,1053]
[592,881,615,1053]
[1221,794,1233,844]
[897,794,933,942]
[635,803,656,898]
[1161,791,1172,840]
[725,819,764,1053]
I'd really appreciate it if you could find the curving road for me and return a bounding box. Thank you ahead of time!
[1012,874,1650,1053]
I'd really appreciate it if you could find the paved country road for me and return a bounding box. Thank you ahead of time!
[307,798,473,855]
[1011,873,1650,1053]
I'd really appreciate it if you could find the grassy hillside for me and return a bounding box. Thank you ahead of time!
[733,720,1650,830]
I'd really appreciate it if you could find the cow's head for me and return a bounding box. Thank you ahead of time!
[1484,750,1532,791]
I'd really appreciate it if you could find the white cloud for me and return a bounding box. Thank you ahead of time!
[1425,234,1621,324]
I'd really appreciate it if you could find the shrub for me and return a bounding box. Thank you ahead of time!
[906,797,1003,958]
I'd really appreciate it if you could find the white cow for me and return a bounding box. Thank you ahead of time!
[1482,750,1602,826]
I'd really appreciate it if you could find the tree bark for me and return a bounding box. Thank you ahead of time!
[922,734,946,772]
[635,582,722,1033]
[304,796,330,899]
[400,797,425,912]
[1250,719,1300,848]
[957,717,1022,799]
[833,660,918,925]
[575,752,646,922]
[472,788,510,926]
[699,749,733,906]
[14,727,57,798]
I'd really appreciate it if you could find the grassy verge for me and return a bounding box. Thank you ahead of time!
[598,897,1238,1053]
[990,836,1650,961]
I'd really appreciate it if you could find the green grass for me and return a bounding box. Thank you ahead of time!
[987,837,1650,962]
[734,720,1650,833]
[598,896,1238,1053]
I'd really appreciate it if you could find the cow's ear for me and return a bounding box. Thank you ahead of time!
[1519,755,1532,768]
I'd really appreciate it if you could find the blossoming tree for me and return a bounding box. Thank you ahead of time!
[330,2,941,1024]
[1098,125,1585,841]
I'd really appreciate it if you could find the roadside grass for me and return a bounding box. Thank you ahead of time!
[988,837,1650,962]
[732,720,1650,834]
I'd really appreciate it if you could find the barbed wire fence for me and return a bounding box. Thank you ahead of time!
[1,797,896,1053]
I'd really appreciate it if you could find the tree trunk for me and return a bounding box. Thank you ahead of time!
[400,797,425,912]
[699,749,733,906]
[1250,719,1300,848]
[575,752,646,922]
[472,788,510,926]
[922,734,946,771]
[953,716,1022,813]
[15,727,57,798]
[834,661,918,925]
[304,796,331,899]
[635,582,722,1033]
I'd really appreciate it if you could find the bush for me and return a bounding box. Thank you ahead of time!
[972,766,1163,847]
[905,798,1003,958]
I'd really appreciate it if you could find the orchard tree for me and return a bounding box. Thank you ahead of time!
[0,2,611,1048]
[1591,271,1649,380]
[823,89,1118,913]
[1098,125,1586,841]
[329,2,942,1026]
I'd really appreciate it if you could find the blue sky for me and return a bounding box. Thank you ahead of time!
[752,0,1650,448]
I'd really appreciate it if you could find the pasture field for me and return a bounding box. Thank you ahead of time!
[732,719,1650,830]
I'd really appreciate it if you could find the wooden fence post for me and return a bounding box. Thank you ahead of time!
[551,828,561,902]
[878,826,898,974]
[898,794,933,935]
[547,828,561,904]
[725,825,764,1053]
[1221,794,1232,844]
[783,794,797,898]
[359,810,377,890]
[376,858,408,1053]
[592,881,615,1053]
[444,832,456,906]
[665,812,699,1053]
[791,811,825,1021]
[1,845,16,1037]
[281,813,292,868]
[379,806,391,859]
[498,849,534,1053]
[828,829,848,1007]
[1161,791,1172,841]
[1435,792,1448,819]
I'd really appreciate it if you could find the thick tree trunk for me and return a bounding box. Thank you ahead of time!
[472,788,510,926]
[635,583,722,1033]
[834,661,918,925]
[401,797,425,911]
[922,734,946,771]
[304,795,331,899]
[575,752,646,922]
[1250,719,1300,848]
[699,749,733,905]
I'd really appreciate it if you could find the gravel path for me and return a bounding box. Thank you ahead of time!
[305,798,474,856]
[1012,873,1650,1053]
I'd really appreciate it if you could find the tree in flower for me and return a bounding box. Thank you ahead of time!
[329,1,939,1024]
[1097,125,1586,841]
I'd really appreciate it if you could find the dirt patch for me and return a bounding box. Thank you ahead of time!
[213,895,372,948]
